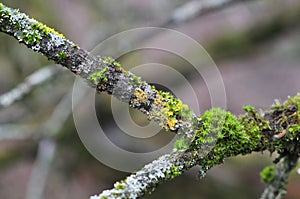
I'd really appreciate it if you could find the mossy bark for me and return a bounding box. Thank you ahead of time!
[1,3,300,199]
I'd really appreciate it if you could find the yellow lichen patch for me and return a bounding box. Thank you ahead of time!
[40,23,65,38]
[134,89,147,103]
[154,93,163,105]
[166,117,178,131]
[31,20,65,38]
[173,100,183,112]
[166,110,173,117]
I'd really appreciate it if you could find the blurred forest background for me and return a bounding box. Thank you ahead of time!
[1,0,300,199]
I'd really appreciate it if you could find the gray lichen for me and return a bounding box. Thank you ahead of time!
[91,152,190,199]
[1,3,300,199]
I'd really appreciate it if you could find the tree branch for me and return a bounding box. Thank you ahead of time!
[260,155,298,199]
[92,97,300,198]
[92,151,198,199]
[0,124,35,140]
[0,65,60,108]
[168,0,252,25]
[1,3,300,199]
[0,3,199,138]
[25,139,57,199]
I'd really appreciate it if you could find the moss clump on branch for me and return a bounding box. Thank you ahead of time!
[88,67,109,84]
[191,94,300,171]
[192,108,250,170]
[1,3,300,198]
[260,166,275,183]
[174,137,190,150]
[102,56,121,68]
[86,57,123,87]
[1,3,200,141]
[168,166,182,179]
[58,51,68,60]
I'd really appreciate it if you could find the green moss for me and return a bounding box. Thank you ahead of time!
[195,108,227,145]
[269,94,300,149]
[102,56,121,67]
[191,94,300,170]
[243,105,255,113]
[0,3,4,10]
[88,67,109,84]
[115,182,126,190]
[132,75,141,82]
[31,21,65,38]
[101,196,108,199]
[168,166,181,179]
[103,77,108,82]
[0,4,66,48]
[174,137,189,150]
[13,23,21,30]
[180,104,193,119]
[192,108,261,169]
[58,51,67,60]
[288,125,300,139]
[113,61,121,67]
[20,32,41,46]
[260,165,275,183]
[102,56,114,64]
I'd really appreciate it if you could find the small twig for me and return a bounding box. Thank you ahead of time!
[41,89,74,137]
[168,0,252,25]
[273,129,287,140]
[25,89,81,199]
[25,139,56,199]
[1,3,300,199]
[26,90,79,199]
[0,124,35,140]
[92,151,201,199]
[260,155,298,199]
[0,65,60,108]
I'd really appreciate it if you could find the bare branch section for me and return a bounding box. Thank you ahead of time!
[25,139,57,199]
[0,65,60,108]
[1,3,300,199]
[169,0,251,24]
[25,90,80,198]
[0,124,35,140]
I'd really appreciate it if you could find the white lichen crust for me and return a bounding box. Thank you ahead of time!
[91,151,198,199]
[0,3,200,140]
[1,3,300,199]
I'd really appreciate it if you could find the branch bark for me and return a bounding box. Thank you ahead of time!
[0,3,199,137]
[168,0,252,25]
[0,65,60,107]
[260,155,298,199]
[1,3,299,199]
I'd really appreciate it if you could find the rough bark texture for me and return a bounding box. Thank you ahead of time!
[1,3,300,199]
[260,155,298,199]
[0,3,199,138]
